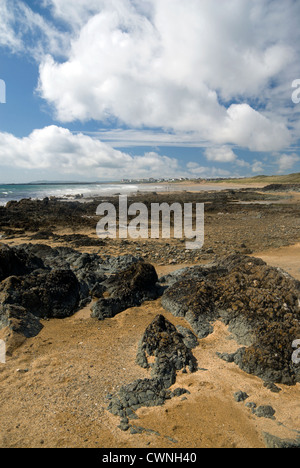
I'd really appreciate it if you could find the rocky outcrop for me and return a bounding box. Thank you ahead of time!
[0,269,80,319]
[1,243,299,389]
[161,254,300,385]
[107,378,174,419]
[107,315,196,430]
[136,314,197,388]
[0,303,44,355]
[0,243,44,282]
[263,432,300,449]
[91,262,159,320]
[0,304,43,338]
[262,184,300,193]
[0,244,150,348]
[14,244,143,305]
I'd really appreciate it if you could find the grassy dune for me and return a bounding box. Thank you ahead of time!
[208,172,300,185]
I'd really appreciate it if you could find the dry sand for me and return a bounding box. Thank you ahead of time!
[0,243,299,449]
[0,188,299,448]
[254,243,300,281]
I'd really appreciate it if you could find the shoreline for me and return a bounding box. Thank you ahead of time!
[0,181,281,207]
[1,180,299,208]
[0,186,299,448]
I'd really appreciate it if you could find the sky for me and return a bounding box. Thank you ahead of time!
[0,0,300,183]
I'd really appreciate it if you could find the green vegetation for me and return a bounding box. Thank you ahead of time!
[207,173,300,185]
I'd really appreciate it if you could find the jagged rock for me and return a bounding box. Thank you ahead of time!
[162,254,300,385]
[14,244,144,306]
[91,297,126,320]
[107,377,190,426]
[0,304,43,338]
[108,315,195,428]
[0,244,155,341]
[136,315,197,388]
[176,325,199,349]
[216,352,236,363]
[0,244,44,281]
[107,378,172,419]
[103,262,158,300]
[0,269,80,319]
[233,391,249,403]
[254,405,276,419]
[161,276,218,339]
[0,304,43,354]
[92,262,159,320]
[263,432,300,449]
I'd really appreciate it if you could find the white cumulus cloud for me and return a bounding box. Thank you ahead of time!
[205,147,237,164]
[35,0,299,152]
[0,126,182,179]
[277,153,300,173]
[1,0,300,178]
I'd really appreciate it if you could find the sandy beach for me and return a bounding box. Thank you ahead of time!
[0,185,299,449]
[2,0,300,452]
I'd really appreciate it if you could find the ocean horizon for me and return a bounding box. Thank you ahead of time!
[0,181,240,206]
[0,182,142,206]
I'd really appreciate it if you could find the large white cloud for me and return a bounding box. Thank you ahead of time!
[0,125,183,179]
[1,0,300,172]
[35,0,300,154]
[0,125,247,180]
[277,153,300,173]
[205,146,237,164]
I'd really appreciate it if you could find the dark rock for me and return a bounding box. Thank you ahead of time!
[171,388,190,398]
[100,254,144,276]
[0,304,43,338]
[13,245,144,308]
[53,233,105,247]
[176,325,199,349]
[91,297,126,320]
[92,262,159,320]
[263,432,300,449]
[107,378,171,418]
[130,426,145,435]
[216,352,236,363]
[161,277,217,339]
[254,405,276,419]
[0,244,44,281]
[108,315,196,429]
[161,254,300,385]
[264,382,282,393]
[30,230,54,240]
[103,262,158,301]
[262,184,300,193]
[234,391,249,403]
[136,315,197,388]
[0,269,80,319]
[118,420,130,432]
[245,402,257,413]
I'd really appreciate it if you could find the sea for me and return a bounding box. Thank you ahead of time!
[0,183,141,206]
[0,181,233,206]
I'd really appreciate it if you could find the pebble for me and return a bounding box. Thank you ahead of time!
[254,405,276,419]
[16,368,29,374]
[234,391,249,403]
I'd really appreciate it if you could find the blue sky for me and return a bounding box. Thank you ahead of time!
[0,0,300,183]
